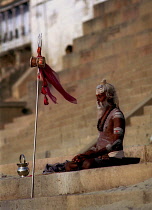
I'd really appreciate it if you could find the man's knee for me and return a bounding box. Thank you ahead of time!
[65,161,79,172]
[82,159,95,169]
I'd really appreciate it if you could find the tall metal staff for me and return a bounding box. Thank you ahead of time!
[31,34,42,198]
[30,34,77,198]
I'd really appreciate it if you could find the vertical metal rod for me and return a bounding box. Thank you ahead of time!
[31,68,40,198]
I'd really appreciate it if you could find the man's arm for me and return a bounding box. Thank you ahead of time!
[72,147,107,162]
[72,139,123,163]
[110,109,125,147]
[73,110,125,163]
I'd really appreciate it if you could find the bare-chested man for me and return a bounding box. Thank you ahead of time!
[65,79,126,171]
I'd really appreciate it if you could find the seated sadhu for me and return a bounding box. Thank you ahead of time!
[43,79,128,174]
[65,79,126,171]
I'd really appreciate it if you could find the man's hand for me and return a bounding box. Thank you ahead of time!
[101,154,110,160]
[72,147,108,163]
[72,154,87,163]
[72,150,97,163]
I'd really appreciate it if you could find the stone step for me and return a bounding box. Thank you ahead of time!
[130,114,152,126]
[124,133,151,147]
[61,49,152,96]
[46,72,151,117]
[120,92,152,114]
[64,81,152,116]
[3,114,34,131]
[124,144,152,162]
[33,87,151,127]
[0,123,97,161]
[122,102,148,116]
[49,139,152,161]
[0,114,35,138]
[0,113,25,131]
[0,95,96,132]
[137,203,152,210]
[144,105,152,115]
[113,55,152,82]
[10,113,34,124]
[117,72,152,90]
[37,143,86,160]
[11,139,152,167]
[1,144,151,177]
[39,102,96,126]
[1,57,151,164]
[122,63,152,80]
[0,95,94,129]
[0,118,97,164]
[120,92,151,107]
[61,67,152,115]
[118,84,152,99]
[92,191,152,210]
[0,106,96,143]
[63,63,152,110]
[63,29,152,69]
[0,155,73,177]
[2,123,149,163]
[83,0,152,35]
[74,12,152,53]
[1,93,151,164]
[125,125,152,136]
[1,122,96,158]
[0,162,152,201]
[93,0,138,17]
[120,93,152,114]
[120,95,152,114]
[0,92,150,142]
[2,96,151,153]
[0,101,96,140]
[0,178,152,210]
[44,135,97,159]
[1,78,151,141]
[125,124,151,137]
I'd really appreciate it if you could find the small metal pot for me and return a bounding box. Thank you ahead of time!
[17,154,29,177]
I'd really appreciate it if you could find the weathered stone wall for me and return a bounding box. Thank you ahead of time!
[0,46,31,101]
[0,0,105,103]
[0,0,151,164]
[0,0,31,100]
[0,101,27,129]
[30,0,106,71]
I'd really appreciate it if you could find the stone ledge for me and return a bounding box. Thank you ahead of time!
[1,144,152,177]
[0,101,26,108]
[0,179,152,210]
[0,162,152,201]
[0,155,73,177]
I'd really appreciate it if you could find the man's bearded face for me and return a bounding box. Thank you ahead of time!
[96,92,107,109]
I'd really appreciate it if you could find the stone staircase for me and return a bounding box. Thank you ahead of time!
[0,0,152,208]
[0,162,152,209]
[1,100,151,165]
[0,101,27,129]
[0,0,152,164]
[124,105,152,147]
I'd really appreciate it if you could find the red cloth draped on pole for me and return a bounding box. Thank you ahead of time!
[39,64,77,105]
[31,36,77,105]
